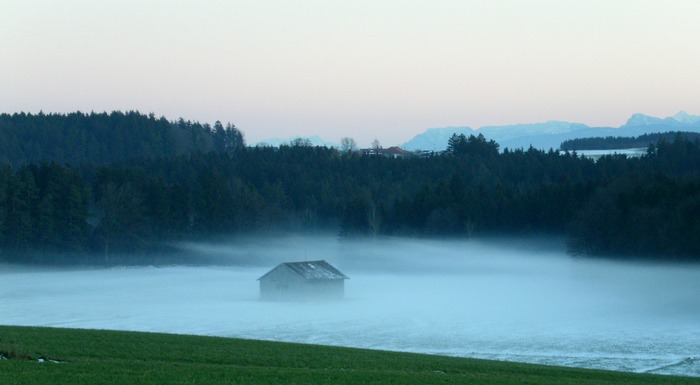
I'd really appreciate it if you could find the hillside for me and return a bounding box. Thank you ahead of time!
[1,326,697,385]
[0,111,243,166]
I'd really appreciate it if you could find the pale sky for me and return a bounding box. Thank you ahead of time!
[3,1,699,147]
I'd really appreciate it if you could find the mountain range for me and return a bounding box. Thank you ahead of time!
[402,111,700,152]
[254,112,700,151]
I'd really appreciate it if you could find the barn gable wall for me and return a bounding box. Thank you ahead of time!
[259,264,345,301]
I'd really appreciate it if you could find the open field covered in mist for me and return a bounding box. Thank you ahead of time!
[1,236,699,376]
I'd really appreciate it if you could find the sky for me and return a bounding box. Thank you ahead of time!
[3,1,700,147]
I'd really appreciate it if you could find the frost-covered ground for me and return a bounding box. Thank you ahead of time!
[1,236,699,376]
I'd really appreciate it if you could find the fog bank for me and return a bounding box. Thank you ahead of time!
[2,235,699,376]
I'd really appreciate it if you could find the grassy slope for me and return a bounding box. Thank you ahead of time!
[1,326,698,385]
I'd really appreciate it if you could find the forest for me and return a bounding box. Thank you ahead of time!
[0,111,243,166]
[560,131,700,151]
[0,112,699,264]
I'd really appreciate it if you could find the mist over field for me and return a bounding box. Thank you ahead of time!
[2,235,699,376]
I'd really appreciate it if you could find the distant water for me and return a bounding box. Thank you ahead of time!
[560,148,647,161]
[1,236,699,376]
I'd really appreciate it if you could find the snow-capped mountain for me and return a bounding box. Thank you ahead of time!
[400,126,475,152]
[478,121,591,142]
[623,111,700,127]
[402,121,591,151]
[623,113,668,127]
[402,112,700,151]
[672,111,700,125]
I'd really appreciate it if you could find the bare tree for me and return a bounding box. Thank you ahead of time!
[367,201,382,236]
[289,137,312,147]
[371,139,382,155]
[340,137,357,153]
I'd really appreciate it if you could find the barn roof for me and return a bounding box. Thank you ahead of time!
[258,260,349,281]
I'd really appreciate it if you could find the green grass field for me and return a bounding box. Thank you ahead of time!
[1,325,698,385]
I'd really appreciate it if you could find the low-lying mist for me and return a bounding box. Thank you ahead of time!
[2,235,699,376]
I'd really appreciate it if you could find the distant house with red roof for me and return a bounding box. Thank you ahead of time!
[362,146,413,158]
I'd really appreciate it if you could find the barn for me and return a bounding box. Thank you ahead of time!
[258,260,349,301]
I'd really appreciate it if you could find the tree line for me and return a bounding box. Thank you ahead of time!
[0,111,243,166]
[1,112,699,263]
[560,131,700,151]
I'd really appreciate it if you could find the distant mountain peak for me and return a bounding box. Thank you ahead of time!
[403,110,700,152]
[672,111,700,124]
[625,113,665,127]
[477,121,589,141]
[623,112,700,128]
[401,126,474,152]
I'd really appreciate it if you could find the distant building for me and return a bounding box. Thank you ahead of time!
[258,260,349,301]
[361,146,414,158]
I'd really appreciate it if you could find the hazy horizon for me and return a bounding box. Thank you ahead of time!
[3,1,700,147]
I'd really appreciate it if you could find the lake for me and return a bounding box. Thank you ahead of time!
[1,236,699,376]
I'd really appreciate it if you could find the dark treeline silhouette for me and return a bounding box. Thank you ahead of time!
[1,113,699,263]
[560,131,700,151]
[567,137,700,259]
[0,111,244,166]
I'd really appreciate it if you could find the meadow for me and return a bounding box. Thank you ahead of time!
[2,325,699,385]
[3,238,700,376]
